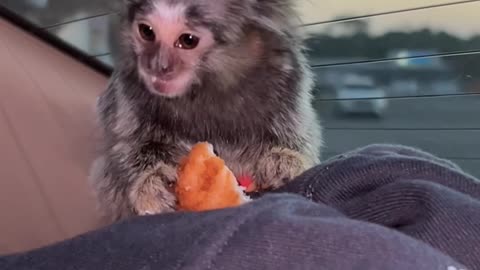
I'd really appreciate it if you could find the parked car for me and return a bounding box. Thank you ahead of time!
[334,74,388,117]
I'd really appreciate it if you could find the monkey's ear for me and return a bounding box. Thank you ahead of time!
[249,0,293,6]
[248,0,299,35]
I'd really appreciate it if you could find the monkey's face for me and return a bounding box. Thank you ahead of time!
[124,0,280,97]
[128,2,217,98]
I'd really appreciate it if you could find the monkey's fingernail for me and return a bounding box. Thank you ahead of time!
[246,182,257,192]
[281,177,291,184]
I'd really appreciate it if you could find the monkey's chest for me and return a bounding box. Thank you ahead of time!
[212,142,265,180]
[155,106,283,178]
[172,106,280,146]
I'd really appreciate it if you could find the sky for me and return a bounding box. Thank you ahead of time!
[296,0,480,38]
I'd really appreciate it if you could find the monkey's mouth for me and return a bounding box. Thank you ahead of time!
[148,72,192,97]
[151,78,176,95]
[151,77,171,89]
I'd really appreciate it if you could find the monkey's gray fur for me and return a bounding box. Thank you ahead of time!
[89,0,323,223]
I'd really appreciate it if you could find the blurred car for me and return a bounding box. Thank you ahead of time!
[390,79,419,96]
[334,74,388,117]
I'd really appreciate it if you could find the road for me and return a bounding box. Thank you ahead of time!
[314,94,480,178]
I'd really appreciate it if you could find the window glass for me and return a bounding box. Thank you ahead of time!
[2,0,478,177]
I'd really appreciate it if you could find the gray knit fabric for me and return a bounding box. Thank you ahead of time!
[1,144,479,270]
[278,144,480,269]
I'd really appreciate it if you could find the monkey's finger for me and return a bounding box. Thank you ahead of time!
[245,182,257,192]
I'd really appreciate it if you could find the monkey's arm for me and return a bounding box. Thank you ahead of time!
[91,138,188,222]
[124,142,181,216]
[253,147,315,191]
[250,109,322,191]
[92,84,187,221]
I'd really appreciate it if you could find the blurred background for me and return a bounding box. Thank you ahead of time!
[0,0,479,254]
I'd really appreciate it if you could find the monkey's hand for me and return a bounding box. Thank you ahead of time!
[128,162,177,216]
[253,147,312,191]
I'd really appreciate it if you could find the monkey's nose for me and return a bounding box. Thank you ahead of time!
[161,64,171,73]
[159,62,174,75]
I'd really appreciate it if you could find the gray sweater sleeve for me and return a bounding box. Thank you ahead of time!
[278,144,480,269]
[1,144,477,270]
[0,194,467,270]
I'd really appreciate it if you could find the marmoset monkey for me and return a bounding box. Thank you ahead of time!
[90,0,323,223]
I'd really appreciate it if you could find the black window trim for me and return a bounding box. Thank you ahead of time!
[0,5,113,77]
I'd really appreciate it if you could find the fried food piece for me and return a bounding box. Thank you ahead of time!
[176,142,251,211]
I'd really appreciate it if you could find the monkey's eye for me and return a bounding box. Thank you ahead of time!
[175,33,200,50]
[138,23,156,42]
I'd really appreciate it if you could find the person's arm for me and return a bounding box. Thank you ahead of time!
[1,193,465,270]
[279,143,480,269]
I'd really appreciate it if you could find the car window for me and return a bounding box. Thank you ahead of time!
[2,0,478,178]
[302,1,480,178]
